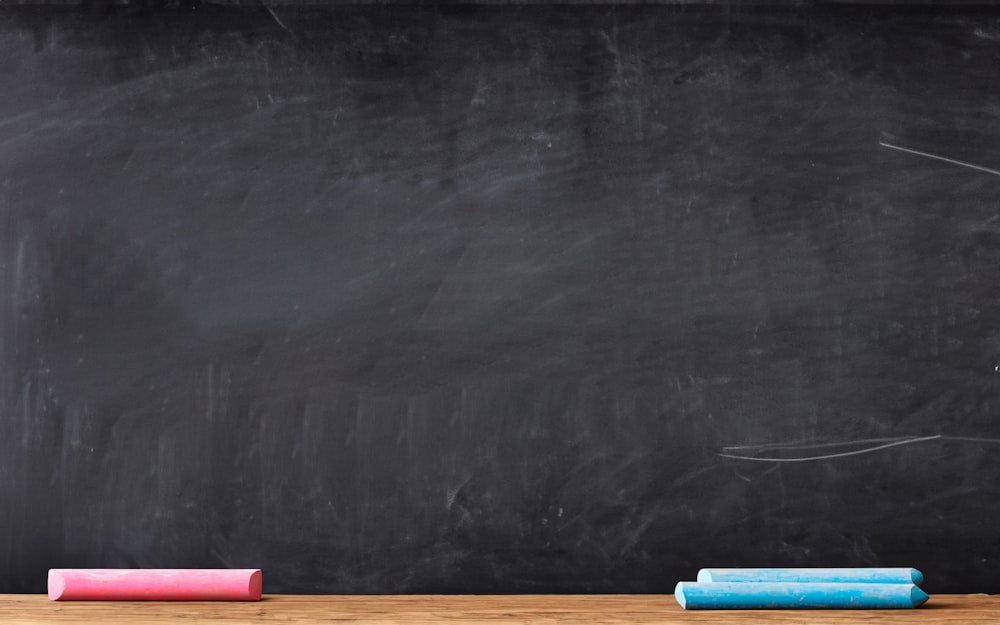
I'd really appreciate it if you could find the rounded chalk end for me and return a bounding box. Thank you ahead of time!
[695,569,712,583]
[47,570,66,601]
[674,581,687,609]
[911,586,929,608]
[248,569,263,601]
[911,568,924,585]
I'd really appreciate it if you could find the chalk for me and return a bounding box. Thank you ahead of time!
[674,581,928,609]
[47,569,262,601]
[697,567,924,585]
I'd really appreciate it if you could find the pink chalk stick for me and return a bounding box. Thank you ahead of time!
[47,569,262,601]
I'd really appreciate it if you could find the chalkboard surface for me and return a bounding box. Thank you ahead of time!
[2,2,1000,595]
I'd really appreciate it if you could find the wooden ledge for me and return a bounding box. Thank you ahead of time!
[0,594,997,624]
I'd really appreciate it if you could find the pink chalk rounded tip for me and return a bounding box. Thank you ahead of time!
[248,569,262,600]
[47,572,67,601]
[47,569,262,601]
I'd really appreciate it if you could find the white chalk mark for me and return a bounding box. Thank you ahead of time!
[938,435,1000,445]
[973,28,1000,42]
[262,2,292,36]
[209,548,235,569]
[720,435,941,462]
[721,434,1000,462]
[723,435,913,452]
[445,473,472,510]
[417,244,469,325]
[879,141,1000,178]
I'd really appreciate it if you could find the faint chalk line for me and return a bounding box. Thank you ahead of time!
[937,435,1000,444]
[261,1,292,36]
[720,435,941,462]
[879,141,1000,178]
[720,434,1000,462]
[722,435,918,452]
[417,243,469,325]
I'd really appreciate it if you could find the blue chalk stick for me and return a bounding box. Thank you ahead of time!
[674,582,929,609]
[696,567,924,585]
[698,567,924,584]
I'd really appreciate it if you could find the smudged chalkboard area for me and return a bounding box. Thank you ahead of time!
[2,3,1000,594]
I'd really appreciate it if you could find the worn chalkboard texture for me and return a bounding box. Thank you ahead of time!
[2,2,1000,595]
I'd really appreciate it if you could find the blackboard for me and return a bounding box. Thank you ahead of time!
[2,2,1000,595]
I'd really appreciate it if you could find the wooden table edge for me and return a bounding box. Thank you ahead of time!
[0,593,997,624]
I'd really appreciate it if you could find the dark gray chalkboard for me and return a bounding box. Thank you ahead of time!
[2,2,1000,595]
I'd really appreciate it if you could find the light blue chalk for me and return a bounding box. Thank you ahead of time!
[674,582,929,609]
[696,567,923,585]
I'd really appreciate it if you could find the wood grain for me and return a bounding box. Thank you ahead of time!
[0,594,997,624]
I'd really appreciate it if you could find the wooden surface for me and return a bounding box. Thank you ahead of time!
[0,594,998,624]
